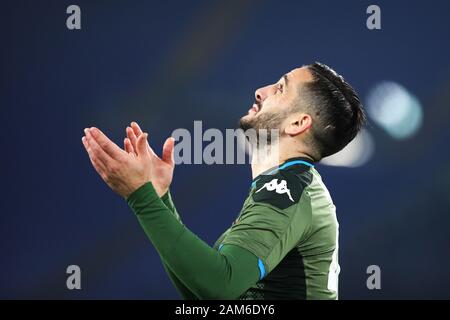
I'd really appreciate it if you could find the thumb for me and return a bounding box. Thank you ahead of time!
[136,132,149,157]
[162,137,175,166]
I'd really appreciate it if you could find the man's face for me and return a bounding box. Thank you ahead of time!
[239,66,313,132]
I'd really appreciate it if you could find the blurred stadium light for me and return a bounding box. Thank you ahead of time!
[366,81,423,139]
[321,129,375,167]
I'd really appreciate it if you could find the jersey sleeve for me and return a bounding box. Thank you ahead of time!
[159,190,198,300]
[127,182,261,300]
[220,177,313,276]
[161,190,182,223]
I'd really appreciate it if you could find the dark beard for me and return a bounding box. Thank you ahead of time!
[238,111,286,146]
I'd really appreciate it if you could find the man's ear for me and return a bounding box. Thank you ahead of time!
[285,113,312,136]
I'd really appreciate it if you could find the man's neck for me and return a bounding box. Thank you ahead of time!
[251,149,314,179]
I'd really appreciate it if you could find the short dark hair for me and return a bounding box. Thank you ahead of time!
[302,62,366,160]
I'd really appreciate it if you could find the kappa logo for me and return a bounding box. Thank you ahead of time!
[255,178,294,202]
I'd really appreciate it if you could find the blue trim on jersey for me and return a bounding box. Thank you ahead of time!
[258,258,266,280]
[219,244,265,280]
[268,160,314,174]
[251,160,313,187]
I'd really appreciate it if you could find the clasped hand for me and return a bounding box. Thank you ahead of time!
[82,122,175,198]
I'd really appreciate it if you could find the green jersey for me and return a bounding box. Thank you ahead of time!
[213,157,340,300]
[129,157,339,300]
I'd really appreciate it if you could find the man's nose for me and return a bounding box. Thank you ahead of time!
[254,85,271,102]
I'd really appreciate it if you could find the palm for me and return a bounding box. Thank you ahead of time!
[124,122,175,197]
[149,152,173,192]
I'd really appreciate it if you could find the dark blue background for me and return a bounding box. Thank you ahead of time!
[2,0,450,299]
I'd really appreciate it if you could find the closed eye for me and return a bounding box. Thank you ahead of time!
[276,83,284,93]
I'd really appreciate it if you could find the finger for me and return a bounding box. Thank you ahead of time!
[126,126,138,151]
[84,128,114,165]
[136,132,149,157]
[131,121,156,156]
[82,135,107,174]
[124,137,132,153]
[162,137,175,166]
[89,127,126,160]
[131,121,143,137]
[131,121,153,153]
[83,133,109,171]
[124,138,136,157]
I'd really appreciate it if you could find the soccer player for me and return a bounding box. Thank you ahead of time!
[82,62,365,299]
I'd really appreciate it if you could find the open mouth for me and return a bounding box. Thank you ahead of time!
[248,103,260,114]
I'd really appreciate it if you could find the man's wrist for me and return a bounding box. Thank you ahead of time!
[126,182,160,210]
[154,185,169,198]
[160,189,170,201]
